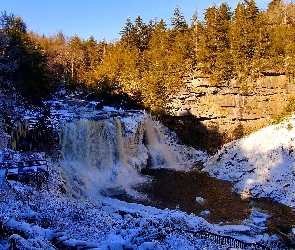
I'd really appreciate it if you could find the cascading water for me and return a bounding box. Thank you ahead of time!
[144,116,198,169]
[58,111,206,199]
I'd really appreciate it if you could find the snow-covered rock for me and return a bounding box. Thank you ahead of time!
[196,196,205,204]
[203,114,295,208]
[200,210,210,216]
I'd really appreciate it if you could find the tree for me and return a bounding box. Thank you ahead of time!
[67,35,86,88]
[266,0,285,60]
[55,30,67,45]
[120,17,133,38]
[0,30,19,89]
[171,6,188,31]
[196,3,233,85]
[140,19,169,114]
[0,12,53,105]
[230,0,262,89]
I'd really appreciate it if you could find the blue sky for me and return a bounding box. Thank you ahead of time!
[1,0,269,42]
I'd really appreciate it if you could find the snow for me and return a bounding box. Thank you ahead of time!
[200,210,210,216]
[1,176,235,249]
[102,105,123,112]
[0,153,285,249]
[0,99,293,249]
[195,196,205,204]
[252,217,267,225]
[203,114,295,208]
[0,168,7,190]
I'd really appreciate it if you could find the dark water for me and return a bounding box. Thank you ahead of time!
[136,168,250,224]
[112,168,295,246]
[251,198,295,246]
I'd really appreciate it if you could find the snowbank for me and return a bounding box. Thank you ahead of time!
[203,114,295,208]
[0,177,283,249]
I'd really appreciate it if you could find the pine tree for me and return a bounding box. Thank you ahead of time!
[171,6,188,31]
[284,2,295,80]
[231,0,261,89]
[141,19,169,114]
[55,30,67,45]
[0,30,19,90]
[0,12,52,105]
[134,15,150,51]
[120,17,132,38]
[196,3,233,85]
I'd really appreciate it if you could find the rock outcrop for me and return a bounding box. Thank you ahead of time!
[167,74,295,137]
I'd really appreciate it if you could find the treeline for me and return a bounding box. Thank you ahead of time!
[197,0,295,89]
[31,6,195,114]
[1,0,295,115]
[0,12,53,107]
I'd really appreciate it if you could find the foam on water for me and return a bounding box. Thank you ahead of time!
[58,113,206,199]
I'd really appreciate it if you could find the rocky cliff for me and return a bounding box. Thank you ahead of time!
[164,75,295,153]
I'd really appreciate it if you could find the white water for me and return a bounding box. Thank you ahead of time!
[144,116,199,169]
[58,112,206,199]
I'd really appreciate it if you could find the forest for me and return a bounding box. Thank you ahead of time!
[1,0,295,116]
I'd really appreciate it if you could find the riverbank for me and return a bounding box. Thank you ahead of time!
[203,113,295,209]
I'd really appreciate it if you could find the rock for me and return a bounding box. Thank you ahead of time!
[200,210,210,216]
[167,75,295,144]
[195,196,205,204]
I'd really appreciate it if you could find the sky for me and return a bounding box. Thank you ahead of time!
[1,0,269,43]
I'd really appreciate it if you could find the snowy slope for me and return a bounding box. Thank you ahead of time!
[203,114,295,208]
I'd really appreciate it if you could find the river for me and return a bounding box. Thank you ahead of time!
[112,167,295,247]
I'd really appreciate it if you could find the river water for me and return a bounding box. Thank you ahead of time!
[136,168,250,224]
[112,167,295,247]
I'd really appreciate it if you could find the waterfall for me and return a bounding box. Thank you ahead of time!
[58,112,206,199]
[145,116,198,169]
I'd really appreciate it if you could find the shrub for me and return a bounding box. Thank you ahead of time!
[270,96,295,124]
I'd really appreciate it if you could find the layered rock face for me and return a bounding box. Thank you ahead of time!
[167,75,295,136]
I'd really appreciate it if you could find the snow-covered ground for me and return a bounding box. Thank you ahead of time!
[0,156,284,249]
[0,100,293,249]
[203,114,295,209]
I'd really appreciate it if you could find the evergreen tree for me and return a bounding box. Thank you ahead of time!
[0,12,52,105]
[171,6,188,31]
[231,0,262,89]
[141,19,169,114]
[120,17,132,37]
[134,15,150,51]
[280,2,295,79]
[196,3,233,85]
[92,41,125,96]
[55,30,67,45]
